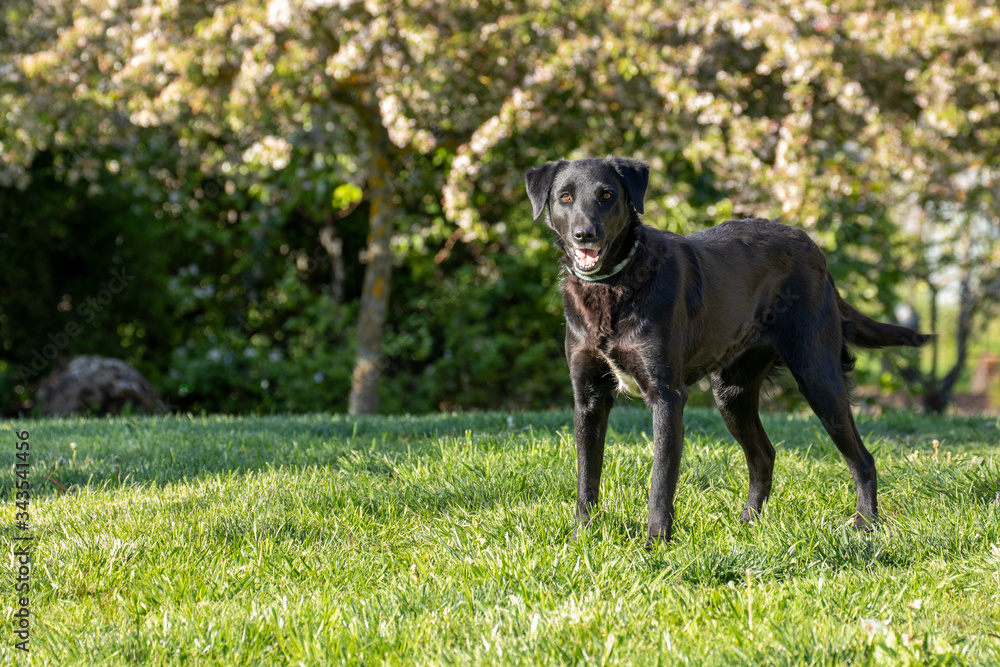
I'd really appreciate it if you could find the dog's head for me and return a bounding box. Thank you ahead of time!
[525,157,649,277]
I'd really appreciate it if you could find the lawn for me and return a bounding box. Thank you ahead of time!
[2,408,999,665]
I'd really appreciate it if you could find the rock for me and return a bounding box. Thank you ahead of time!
[36,356,167,416]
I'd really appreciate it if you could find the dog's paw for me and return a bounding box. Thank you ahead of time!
[645,525,672,549]
[853,512,877,532]
[644,535,671,551]
[739,507,760,524]
[570,518,593,541]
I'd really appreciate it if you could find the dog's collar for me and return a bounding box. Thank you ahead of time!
[570,238,640,282]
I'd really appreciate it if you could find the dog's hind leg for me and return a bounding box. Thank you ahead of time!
[783,344,878,530]
[711,349,779,524]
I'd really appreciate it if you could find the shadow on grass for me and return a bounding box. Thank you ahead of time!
[2,410,995,514]
[1,411,572,496]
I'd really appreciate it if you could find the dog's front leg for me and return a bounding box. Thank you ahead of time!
[647,389,686,546]
[570,352,616,537]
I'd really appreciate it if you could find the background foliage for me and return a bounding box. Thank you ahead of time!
[1,1,998,415]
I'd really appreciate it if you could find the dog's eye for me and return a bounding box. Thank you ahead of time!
[602,191,613,200]
[560,193,572,202]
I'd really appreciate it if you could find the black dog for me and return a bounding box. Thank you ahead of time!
[525,156,930,546]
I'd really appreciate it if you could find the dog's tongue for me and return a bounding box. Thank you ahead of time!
[574,248,600,269]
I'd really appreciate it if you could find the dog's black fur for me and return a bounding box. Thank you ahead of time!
[525,156,930,546]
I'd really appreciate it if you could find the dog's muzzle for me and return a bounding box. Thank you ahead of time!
[573,247,602,272]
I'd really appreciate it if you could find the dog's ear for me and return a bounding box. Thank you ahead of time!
[606,156,649,215]
[525,160,567,220]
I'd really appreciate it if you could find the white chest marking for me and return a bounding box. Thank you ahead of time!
[600,352,642,398]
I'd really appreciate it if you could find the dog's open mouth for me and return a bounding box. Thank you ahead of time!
[573,247,602,273]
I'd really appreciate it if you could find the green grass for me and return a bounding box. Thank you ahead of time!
[2,408,1000,665]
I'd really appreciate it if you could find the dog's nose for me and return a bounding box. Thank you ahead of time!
[573,225,597,242]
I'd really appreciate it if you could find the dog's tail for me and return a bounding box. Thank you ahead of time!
[838,294,932,350]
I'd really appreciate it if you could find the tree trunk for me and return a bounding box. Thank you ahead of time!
[929,282,938,381]
[319,220,345,304]
[348,131,395,415]
[927,273,974,413]
[920,221,974,414]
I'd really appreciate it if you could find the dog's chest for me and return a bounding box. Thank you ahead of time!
[599,350,642,398]
[565,280,635,339]
[566,283,647,398]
